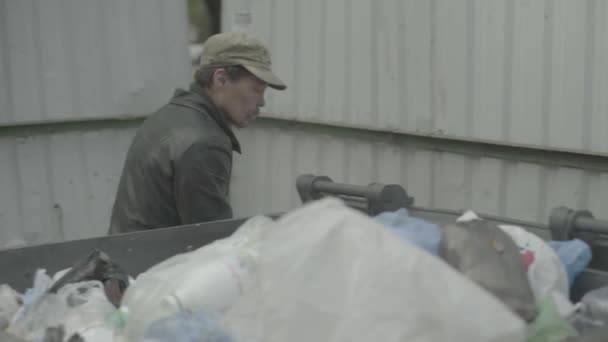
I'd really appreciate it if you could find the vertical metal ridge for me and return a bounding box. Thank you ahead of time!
[396,0,407,129]
[156,0,169,70]
[537,165,548,223]
[127,0,142,99]
[42,135,63,240]
[429,0,437,131]
[465,0,475,137]
[31,0,47,120]
[501,0,515,142]
[497,159,508,217]
[603,2,608,152]
[98,0,113,118]
[428,0,438,206]
[292,0,301,113]
[399,138,412,193]
[370,0,379,127]
[77,132,94,237]
[317,0,327,120]
[0,0,15,122]
[263,127,274,208]
[428,151,438,208]
[583,0,596,151]
[341,138,351,184]
[267,0,277,110]
[288,130,299,209]
[370,143,379,181]
[64,0,81,122]
[463,154,475,210]
[8,138,25,238]
[343,0,352,124]
[268,0,277,53]
[541,0,554,147]
[579,170,591,210]
[314,132,325,178]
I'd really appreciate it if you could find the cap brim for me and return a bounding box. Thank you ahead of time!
[242,65,287,90]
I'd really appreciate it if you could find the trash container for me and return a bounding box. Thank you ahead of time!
[1,175,607,301]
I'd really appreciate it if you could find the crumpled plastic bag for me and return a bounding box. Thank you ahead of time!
[142,310,234,342]
[223,199,526,342]
[440,215,537,321]
[49,250,129,307]
[120,216,273,341]
[498,224,574,317]
[548,239,592,287]
[455,211,575,318]
[571,286,608,334]
[0,284,22,330]
[527,295,578,342]
[41,325,85,342]
[0,331,26,342]
[8,281,116,341]
[374,208,442,255]
[21,269,53,307]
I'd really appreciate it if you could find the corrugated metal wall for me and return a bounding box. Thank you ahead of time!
[0,0,191,246]
[0,0,191,125]
[223,0,608,156]
[2,118,605,248]
[0,122,138,247]
[231,120,608,225]
[2,0,607,247]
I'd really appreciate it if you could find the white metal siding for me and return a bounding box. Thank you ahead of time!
[1,120,605,247]
[0,0,191,125]
[0,124,137,247]
[223,0,608,156]
[1,0,606,248]
[231,121,608,224]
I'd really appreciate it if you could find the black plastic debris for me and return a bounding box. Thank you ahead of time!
[42,325,84,342]
[48,249,129,307]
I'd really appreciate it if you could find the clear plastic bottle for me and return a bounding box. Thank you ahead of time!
[571,287,608,333]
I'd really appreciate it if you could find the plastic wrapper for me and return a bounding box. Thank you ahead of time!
[548,239,592,287]
[571,286,608,334]
[527,295,578,342]
[499,224,575,317]
[374,208,441,255]
[8,281,116,342]
[142,310,234,342]
[223,199,526,342]
[0,284,22,330]
[49,250,129,307]
[440,217,537,321]
[120,216,273,340]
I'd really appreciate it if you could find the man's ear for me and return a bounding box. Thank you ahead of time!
[212,68,228,87]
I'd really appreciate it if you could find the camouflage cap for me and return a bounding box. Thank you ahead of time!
[200,32,286,90]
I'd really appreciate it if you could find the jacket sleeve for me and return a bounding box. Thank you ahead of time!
[173,141,233,224]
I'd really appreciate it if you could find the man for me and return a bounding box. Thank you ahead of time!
[108,32,286,234]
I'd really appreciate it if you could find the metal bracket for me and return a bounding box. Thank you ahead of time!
[549,206,607,240]
[296,174,414,216]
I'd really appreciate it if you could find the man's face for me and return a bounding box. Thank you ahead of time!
[216,72,267,128]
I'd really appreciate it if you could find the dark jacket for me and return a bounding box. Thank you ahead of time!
[109,83,241,234]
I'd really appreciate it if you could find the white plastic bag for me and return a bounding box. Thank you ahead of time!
[498,225,569,300]
[8,280,116,341]
[142,310,234,342]
[458,211,573,317]
[223,199,525,342]
[499,225,575,317]
[120,215,273,341]
[0,285,21,330]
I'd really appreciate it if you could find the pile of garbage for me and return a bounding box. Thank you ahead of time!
[0,198,606,341]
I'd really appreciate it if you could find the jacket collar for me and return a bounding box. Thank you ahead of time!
[170,82,241,153]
